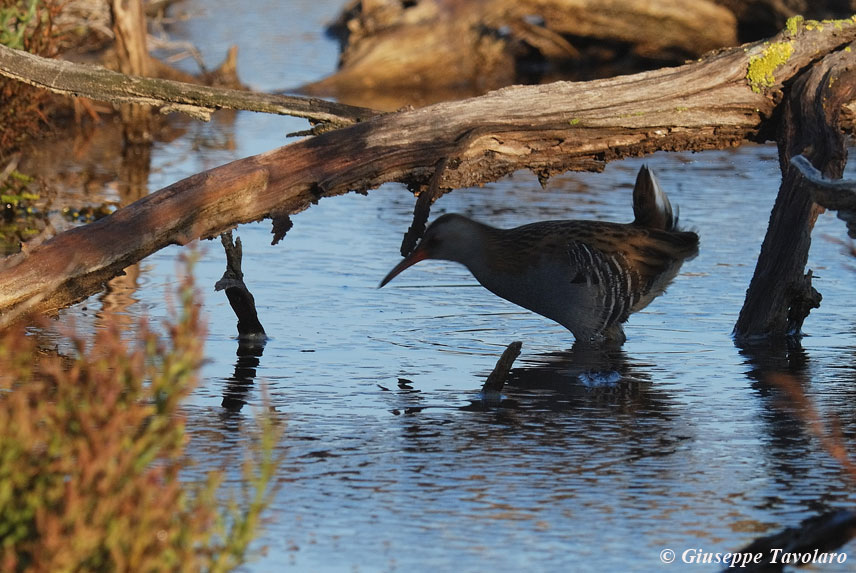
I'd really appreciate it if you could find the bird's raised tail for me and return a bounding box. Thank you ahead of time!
[632,165,678,231]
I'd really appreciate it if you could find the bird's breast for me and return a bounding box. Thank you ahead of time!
[469,257,593,331]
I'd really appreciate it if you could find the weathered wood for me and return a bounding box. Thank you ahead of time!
[791,154,856,238]
[0,20,855,317]
[0,43,379,127]
[734,41,856,340]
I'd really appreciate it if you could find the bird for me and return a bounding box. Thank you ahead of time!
[379,166,699,345]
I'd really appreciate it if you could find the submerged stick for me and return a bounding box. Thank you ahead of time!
[732,509,856,572]
[215,231,267,340]
[482,341,522,394]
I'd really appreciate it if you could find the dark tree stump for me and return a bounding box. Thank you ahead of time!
[734,44,856,340]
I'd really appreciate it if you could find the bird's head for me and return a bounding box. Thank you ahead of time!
[379,213,481,287]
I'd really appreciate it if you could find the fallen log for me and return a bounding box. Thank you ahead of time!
[0,18,855,318]
[734,40,856,340]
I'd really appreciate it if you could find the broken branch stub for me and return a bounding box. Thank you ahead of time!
[791,154,856,238]
[215,231,266,339]
[482,341,523,395]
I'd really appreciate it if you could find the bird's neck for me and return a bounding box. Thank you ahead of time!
[454,222,508,279]
[427,218,492,271]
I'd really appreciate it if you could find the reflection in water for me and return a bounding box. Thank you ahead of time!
[364,346,699,572]
[25,24,856,565]
[221,340,267,412]
[465,343,652,410]
[98,141,152,321]
[453,350,685,487]
[400,344,683,473]
[737,338,856,558]
[739,338,817,493]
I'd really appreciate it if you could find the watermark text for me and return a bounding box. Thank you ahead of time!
[657,547,848,567]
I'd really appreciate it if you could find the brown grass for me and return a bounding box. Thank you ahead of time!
[0,259,281,572]
[0,0,68,154]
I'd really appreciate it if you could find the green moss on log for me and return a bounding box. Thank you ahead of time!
[746,41,794,93]
[786,16,803,36]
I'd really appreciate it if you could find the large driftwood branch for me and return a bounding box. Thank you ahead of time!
[0,43,379,126]
[0,20,855,317]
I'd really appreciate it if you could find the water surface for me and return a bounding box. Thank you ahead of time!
[50,2,856,571]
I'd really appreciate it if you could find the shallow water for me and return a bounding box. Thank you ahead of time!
[45,1,856,571]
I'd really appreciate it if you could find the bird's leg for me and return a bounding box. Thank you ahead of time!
[601,324,627,345]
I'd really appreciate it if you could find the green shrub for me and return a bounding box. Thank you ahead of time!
[0,264,280,572]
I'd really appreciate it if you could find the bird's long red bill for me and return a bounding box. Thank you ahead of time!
[379,247,429,288]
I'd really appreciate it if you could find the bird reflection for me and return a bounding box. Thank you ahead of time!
[385,345,690,497]
[464,343,657,412]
